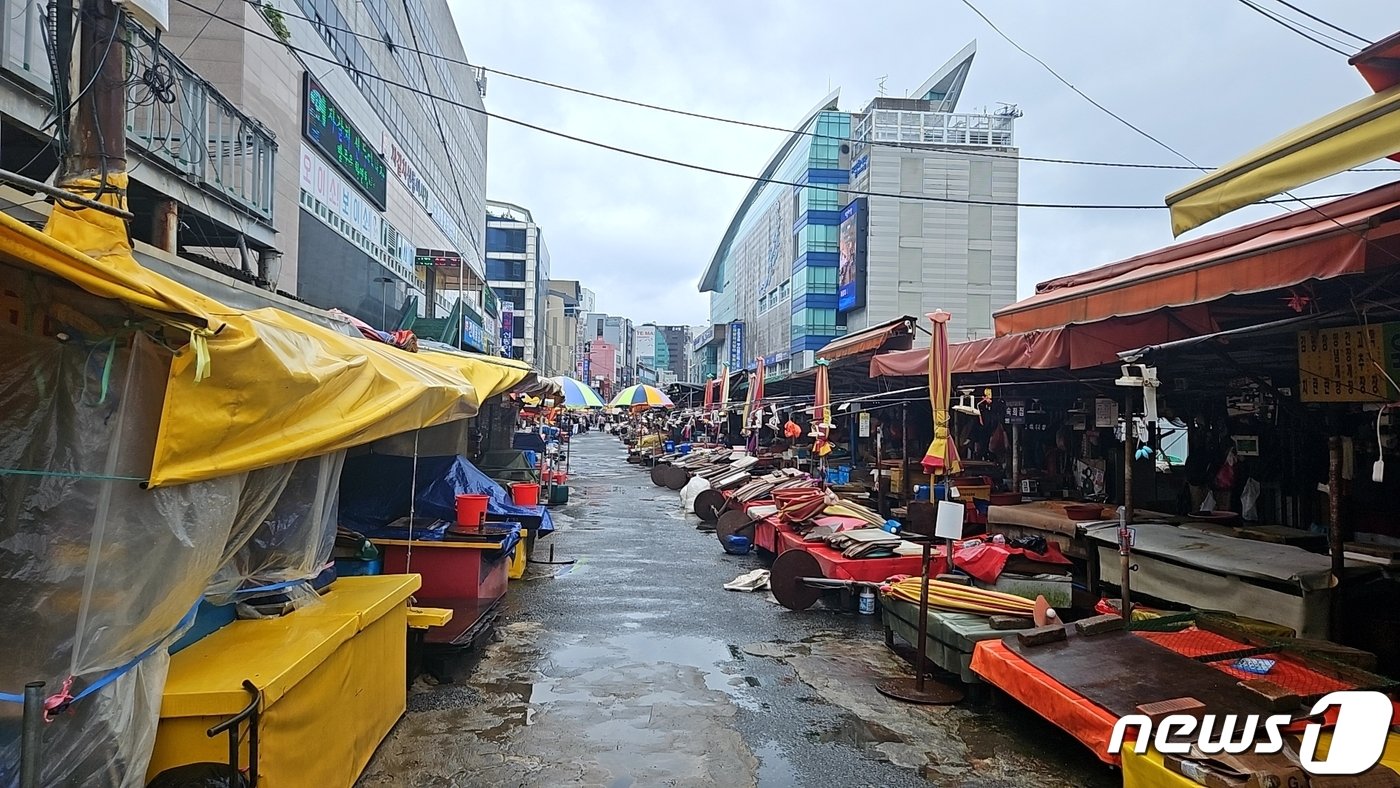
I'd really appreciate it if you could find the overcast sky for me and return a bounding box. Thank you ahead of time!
[453,0,1395,327]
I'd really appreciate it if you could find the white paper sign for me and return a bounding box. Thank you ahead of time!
[935,500,965,539]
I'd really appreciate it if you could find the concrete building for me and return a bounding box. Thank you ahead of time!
[486,201,550,363]
[693,43,1017,379]
[543,279,594,378]
[584,339,617,397]
[585,314,634,388]
[655,325,694,382]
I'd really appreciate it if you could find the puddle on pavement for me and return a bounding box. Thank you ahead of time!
[753,740,799,788]
[815,714,902,751]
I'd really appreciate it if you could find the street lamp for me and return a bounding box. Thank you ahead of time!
[373,276,393,328]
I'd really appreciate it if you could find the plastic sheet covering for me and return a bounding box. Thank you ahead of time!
[0,190,491,487]
[680,476,712,512]
[205,452,346,605]
[339,454,554,535]
[0,321,283,786]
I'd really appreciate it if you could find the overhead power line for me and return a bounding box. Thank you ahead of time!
[1262,0,1373,46]
[1235,0,1353,57]
[170,0,1374,214]
[957,0,1205,170]
[208,0,1399,176]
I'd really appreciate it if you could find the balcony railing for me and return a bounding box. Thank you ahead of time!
[0,0,276,222]
[126,21,276,221]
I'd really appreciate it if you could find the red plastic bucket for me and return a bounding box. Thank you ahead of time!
[510,482,540,507]
[455,493,489,528]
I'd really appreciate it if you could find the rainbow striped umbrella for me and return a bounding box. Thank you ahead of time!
[554,376,605,409]
[608,383,674,409]
[921,310,962,475]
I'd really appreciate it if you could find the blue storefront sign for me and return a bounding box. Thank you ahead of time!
[582,358,591,383]
[728,321,745,369]
[462,318,487,352]
[850,154,869,179]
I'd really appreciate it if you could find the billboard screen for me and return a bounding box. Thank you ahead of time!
[837,198,868,313]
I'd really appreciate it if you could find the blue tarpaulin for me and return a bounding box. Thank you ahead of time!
[339,454,554,536]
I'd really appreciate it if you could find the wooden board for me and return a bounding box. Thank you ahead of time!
[1003,629,1279,719]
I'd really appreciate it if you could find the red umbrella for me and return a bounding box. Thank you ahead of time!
[921,310,962,476]
[703,379,715,411]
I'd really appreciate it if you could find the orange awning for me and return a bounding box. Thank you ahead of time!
[816,315,916,362]
[1000,183,1400,336]
[869,308,1215,377]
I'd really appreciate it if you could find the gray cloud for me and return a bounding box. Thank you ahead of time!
[453,0,1394,324]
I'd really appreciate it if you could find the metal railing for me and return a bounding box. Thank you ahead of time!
[0,0,277,222]
[125,20,276,221]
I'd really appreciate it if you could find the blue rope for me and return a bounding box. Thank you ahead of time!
[0,468,146,482]
[232,579,305,596]
[0,601,200,706]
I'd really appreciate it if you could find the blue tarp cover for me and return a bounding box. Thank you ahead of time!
[339,454,554,536]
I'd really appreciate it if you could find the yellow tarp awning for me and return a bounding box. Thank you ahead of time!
[2,175,529,487]
[1166,83,1400,236]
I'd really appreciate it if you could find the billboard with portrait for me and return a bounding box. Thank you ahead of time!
[837,198,868,312]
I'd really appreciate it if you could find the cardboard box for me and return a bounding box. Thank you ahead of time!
[1163,751,1307,788]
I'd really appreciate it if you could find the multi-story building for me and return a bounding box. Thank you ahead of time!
[654,325,694,383]
[584,339,617,397]
[694,43,1017,377]
[543,279,594,378]
[486,201,550,363]
[585,314,634,388]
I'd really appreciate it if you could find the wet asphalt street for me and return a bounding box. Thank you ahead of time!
[360,433,1118,787]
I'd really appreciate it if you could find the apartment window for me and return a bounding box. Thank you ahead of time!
[486,226,527,253]
[968,294,992,330]
[497,288,526,309]
[513,315,526,336]
[486,258,525,281]
[968,249,992,286]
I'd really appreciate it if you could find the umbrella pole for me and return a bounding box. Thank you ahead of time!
[874,535,961,704]
[1120,388,1134,619]
[901,403,911,502]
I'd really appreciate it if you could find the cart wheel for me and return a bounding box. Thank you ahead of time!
[664,466,690,490]
[770,549,824,611]
[694,489,725,522]
[649,464,670,486]
[715,510,756,544]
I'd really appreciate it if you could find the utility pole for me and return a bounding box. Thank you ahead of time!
[59,0,127,199]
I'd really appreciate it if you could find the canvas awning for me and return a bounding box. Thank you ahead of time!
[1167,36,1400,236]
[869,308,1216,377]
[8,178,533,486]
[816,315,916,362]
[999,183,1400,336]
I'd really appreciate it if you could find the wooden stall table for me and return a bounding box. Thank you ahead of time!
[148,575,419,786]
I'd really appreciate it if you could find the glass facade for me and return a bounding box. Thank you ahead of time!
[486,227,527,254]
[486,257,526,281]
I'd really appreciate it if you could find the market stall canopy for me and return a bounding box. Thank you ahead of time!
[9,179,521,486]
[1167,36,1400,236]
[551,375,604,408]
[999,182,1400,336]
[870,308,1215,376]
[815,315,916,362]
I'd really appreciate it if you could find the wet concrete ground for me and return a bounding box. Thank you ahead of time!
[360,434,1119,787]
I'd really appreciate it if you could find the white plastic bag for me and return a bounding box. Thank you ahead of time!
[1200,490,1217,512]
[1241,478,1261,522]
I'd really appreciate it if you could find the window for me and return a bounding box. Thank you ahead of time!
[497,288,526,309]
[970,159,993,199]
[486,258,525,281]
[900,158,923,193]
[968,294,992,330]
[899,203,923,238]
[798,224,839,256]
[968,249,992,286]
[513,315,526,336]
[968,205,992,242]
[486,226,527,253]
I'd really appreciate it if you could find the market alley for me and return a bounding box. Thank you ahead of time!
[359,432,1113,787]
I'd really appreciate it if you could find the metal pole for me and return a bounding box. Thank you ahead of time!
[1328,435,1344,639]
[915,539,932,692]
[1011,423,1023,489]
[21,680,44,788]
[1120,389,1134,618]
[901,403,911,502]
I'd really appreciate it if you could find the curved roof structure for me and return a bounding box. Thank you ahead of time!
[697,89,841,293]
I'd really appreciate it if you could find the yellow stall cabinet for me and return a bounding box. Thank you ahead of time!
[148,575,420,786]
